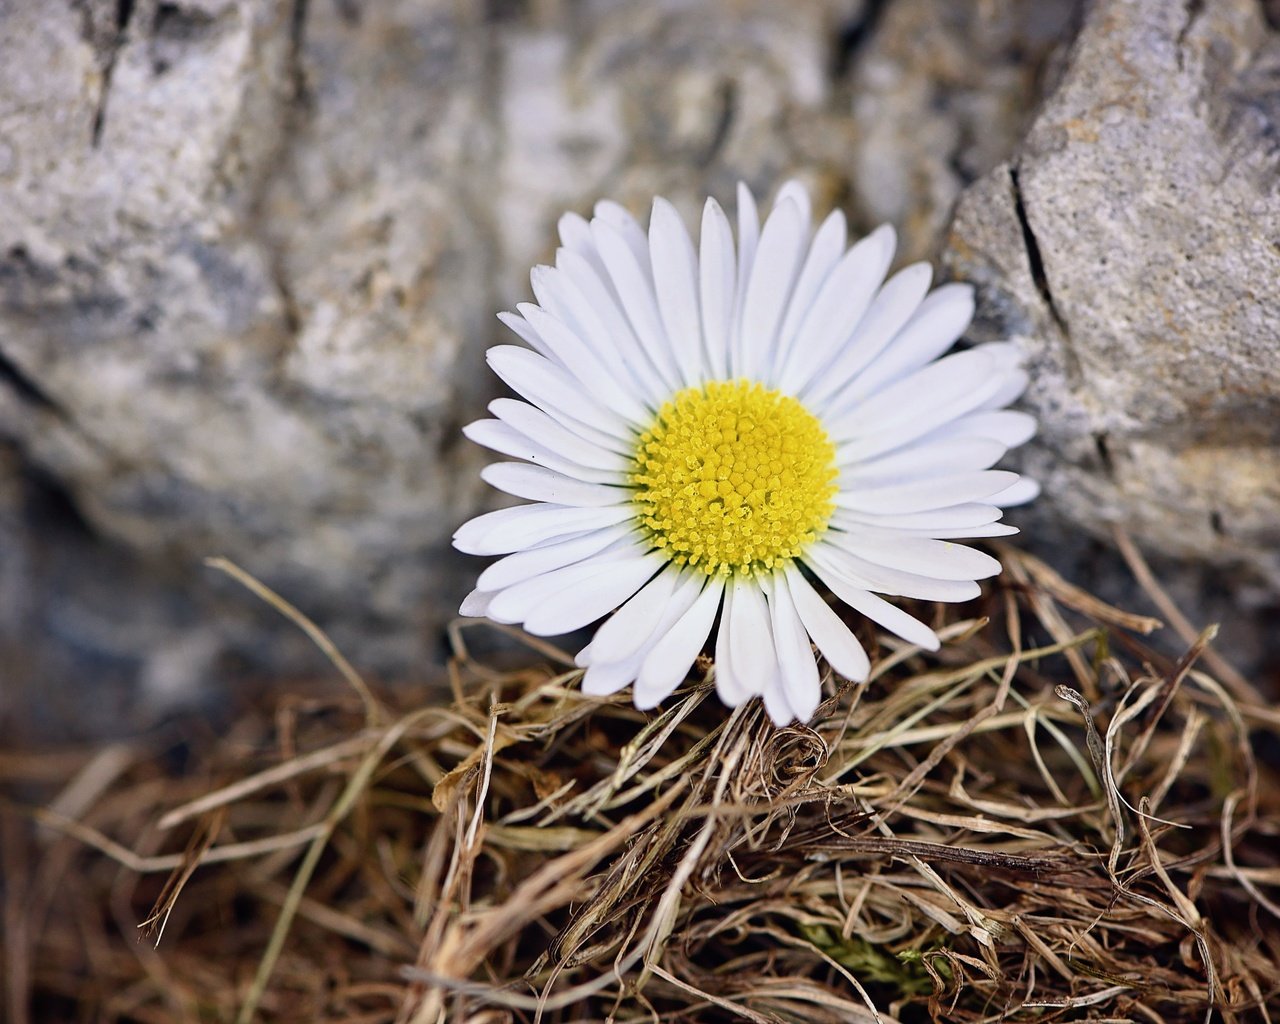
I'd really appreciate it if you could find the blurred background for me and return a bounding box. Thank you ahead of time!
[1,0,1278,742]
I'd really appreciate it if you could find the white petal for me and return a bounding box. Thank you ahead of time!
[486,542,643,624]
[481,463,628,508]
[915,410,1037,449]
[837,283,975,403]
[523,554,665,636]
[591,219,681,390]
[773,179,812,226]
[839,519,1020,540]
[489,397,631,465]
[464,419,624,484]
[975,341,1025,370]
[778,225,897,395]
[714,583,749,707]
[557,211,602,273]
[453,503,634,555]
[802,261,931,408]
[991,477,1041,507]
[980,367,1030,411]
[832,348,996,440]
[724,576,779,701]
[739,197,807,380]
[765,575,821,723]
[782,566,870,682]
[581,658,638,697]
[807,558,941,651]
[649,198,705,386]
[634,575,725,707]
[834,470,1020,515]
[529,263,590,345]
[824,533,1003,582]
[578,566,680,667]
[809,542,981,603]
[833,503,1003,531]
[699,198,735,380]
[732,182,760,375]
[553,247,670,405]
[517,300,650,423]
[587,573,706,707]
[459,588,496,618]
[839,437,1007,481]
[912,522,1019,539]
[829,376,1013,462]
[762,669,797,726]
[771,208,848,380]
[594,199,651,273]
[487,346,634,442]
[477,527,628,591]
[497,308,556,360]
[735,184,760,285]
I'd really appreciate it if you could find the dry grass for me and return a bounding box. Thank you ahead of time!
[4,542,1280,1023]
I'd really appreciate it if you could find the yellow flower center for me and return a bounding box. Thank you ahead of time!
[631,380,838,576]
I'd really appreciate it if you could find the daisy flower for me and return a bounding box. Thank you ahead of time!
[454,182,1037,726]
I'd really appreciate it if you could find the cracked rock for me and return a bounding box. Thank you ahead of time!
[0,0,497,728]
[13,0,1271,732]
[18,0,1068,732]
[846,0,1079,262]
[947,0,1280,602]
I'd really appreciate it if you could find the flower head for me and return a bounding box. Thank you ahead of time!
[455,182,1037,725]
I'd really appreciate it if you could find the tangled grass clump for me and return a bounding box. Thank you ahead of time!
[3,543,1279,1023]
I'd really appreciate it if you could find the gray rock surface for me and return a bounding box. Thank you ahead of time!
[2,0,1081,735]
[946,0,1280,605]
[847,0,1079,262]
[7,0,1276,734]
[1,0,495,685]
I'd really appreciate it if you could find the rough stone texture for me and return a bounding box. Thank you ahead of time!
[1,0,497,681]
[847,0,1080,262]
[2,0,1084,736]
[945,0,1280,609]
[17,0,1273,733]
[0,444,244,738]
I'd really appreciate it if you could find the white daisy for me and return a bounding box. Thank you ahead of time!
[455,182,1038,726]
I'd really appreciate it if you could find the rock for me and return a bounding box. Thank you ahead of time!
[1,0,501,721]
[946,0,1280,606]
[0,0,924,732]
[32,0,1270,734]
[846,0,1080,262]
[0,442,252,741]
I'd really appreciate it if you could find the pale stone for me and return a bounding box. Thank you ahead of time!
[10,0,1274,733]
[946,0,1280,597]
